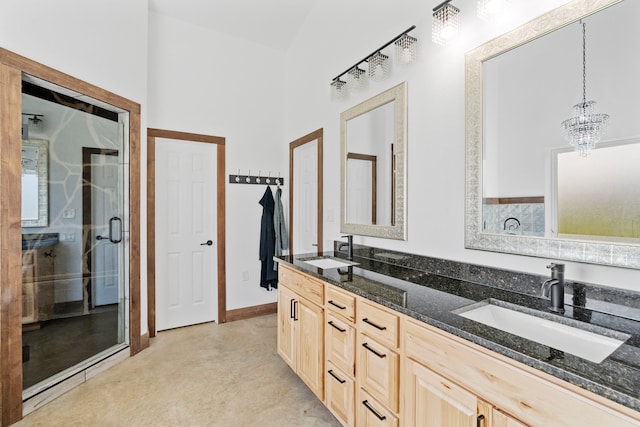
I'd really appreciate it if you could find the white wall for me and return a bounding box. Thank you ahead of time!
[147,12,288,310]
[283,0,640,291]
[1,0,150,333]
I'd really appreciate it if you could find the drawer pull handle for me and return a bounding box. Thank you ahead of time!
[362,318,387,330]
[293,300,298,321]
[328,300,347,310]
[289,298,295,319]
[362,342,386,359]
[328,321,346,333]
[362,400,386,421]
[328,369,346,384]
[477,414,485,427]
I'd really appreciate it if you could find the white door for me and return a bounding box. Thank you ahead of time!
[156,138,218,331]
[346,158,373,224]
[293,140,318,253]
[92,151,122,306]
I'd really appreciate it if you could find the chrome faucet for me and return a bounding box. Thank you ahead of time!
[541,263,565,314]
[338,235,353,260]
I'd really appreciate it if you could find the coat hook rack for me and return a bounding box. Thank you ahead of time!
[229,170,284,186]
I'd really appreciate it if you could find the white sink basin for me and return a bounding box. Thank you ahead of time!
[455,300,629,363]
[301,257,358,269]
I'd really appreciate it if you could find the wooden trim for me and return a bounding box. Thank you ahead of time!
[289,128,323,254]
[0,62,25,426]
[217,143,227,324]
[140,332,150,351]
[128,107,142,356]
[0,47,142,424]
[346,152,377,225]
[146,135,156,337]
[484,196,544,205]
[146,128,227,336]
[226,302,277,322]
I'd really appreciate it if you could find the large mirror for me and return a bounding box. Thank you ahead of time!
[341,82,407,240]
[21,139,49,227]
[465,0,640,268]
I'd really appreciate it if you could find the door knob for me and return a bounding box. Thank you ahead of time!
[200,240,213,246]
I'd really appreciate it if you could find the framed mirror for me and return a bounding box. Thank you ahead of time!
[465,0,640,268]
[341,82,407,240]
[21,139,48,227]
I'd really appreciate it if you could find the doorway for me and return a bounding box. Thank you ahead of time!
[147,129,227,336]
[289,129,324,255]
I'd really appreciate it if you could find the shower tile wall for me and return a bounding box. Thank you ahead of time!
[483,203,545,236]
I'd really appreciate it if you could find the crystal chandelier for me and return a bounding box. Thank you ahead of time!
[561,21,609,157]
[432,1,460,46]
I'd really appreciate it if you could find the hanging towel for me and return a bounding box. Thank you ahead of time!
[259,186,278,290]
[273,186,289,259]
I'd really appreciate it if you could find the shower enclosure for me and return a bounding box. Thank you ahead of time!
[20,74,130,398]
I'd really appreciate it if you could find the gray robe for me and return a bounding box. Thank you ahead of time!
[273,186,289,259]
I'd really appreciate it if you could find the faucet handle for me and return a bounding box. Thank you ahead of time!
[547,262,565,272]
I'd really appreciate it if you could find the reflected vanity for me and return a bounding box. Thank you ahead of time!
[341,82,408,240]
[465,0,640,268]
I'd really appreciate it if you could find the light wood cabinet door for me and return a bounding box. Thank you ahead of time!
[277,284,296,370]
[326,361,355,427]
[493,409,529,427]
[358,334,399,412]
[297,296,324,400]
[326,312,356,377]
[404,358,479,427]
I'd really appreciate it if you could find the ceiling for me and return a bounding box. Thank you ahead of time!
[148,0,320,51]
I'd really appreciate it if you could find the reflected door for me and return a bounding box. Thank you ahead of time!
[293,140,319,253]
[90,150,122,306]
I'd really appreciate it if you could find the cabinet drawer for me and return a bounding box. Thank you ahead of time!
[357,300,399,349]
[357,388,398,427]
[326,361,355,427]
[279,265,324,306]
[357,334,399,413]
[327,285,355,321]
[326,312,356,377]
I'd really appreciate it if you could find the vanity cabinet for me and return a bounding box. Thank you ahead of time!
[357,300,400,426]
[22,246,55,325]
[325,285,356,427]
[403,318,640,427]
[277,265,324,400]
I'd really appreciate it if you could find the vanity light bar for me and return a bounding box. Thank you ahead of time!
[330,25,417,98]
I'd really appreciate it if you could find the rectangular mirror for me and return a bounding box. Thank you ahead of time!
[465,0,640,268]
[341,82,407,240]
[21,139,48,227]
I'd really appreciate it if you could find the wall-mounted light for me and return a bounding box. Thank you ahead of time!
[477,0,510,21]
[432,0,460,45]
[330,78,348,99]
[330,26,417,99]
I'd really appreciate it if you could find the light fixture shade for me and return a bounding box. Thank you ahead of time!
[477,0,510,20]
[395,33,418,64]
[432,3,460,45]
[368,51,390,81]
[330,78,348,99]
[347,65,368,90]
[561,101,610,156]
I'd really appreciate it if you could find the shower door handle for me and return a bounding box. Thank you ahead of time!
[108,217,123,244]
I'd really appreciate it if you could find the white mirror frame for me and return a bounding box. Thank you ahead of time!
[464,0,640,269]
[341,82,407,240]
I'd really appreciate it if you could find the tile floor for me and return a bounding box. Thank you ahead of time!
[15,314,341,427]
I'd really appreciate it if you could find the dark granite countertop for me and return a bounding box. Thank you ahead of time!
[275,251,640,413]
[22,233,59,250]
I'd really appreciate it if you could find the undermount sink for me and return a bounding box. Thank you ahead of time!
[454,300,630,363]
[300,256,359,270]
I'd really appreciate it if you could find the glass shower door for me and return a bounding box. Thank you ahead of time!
[21,75,128,397]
